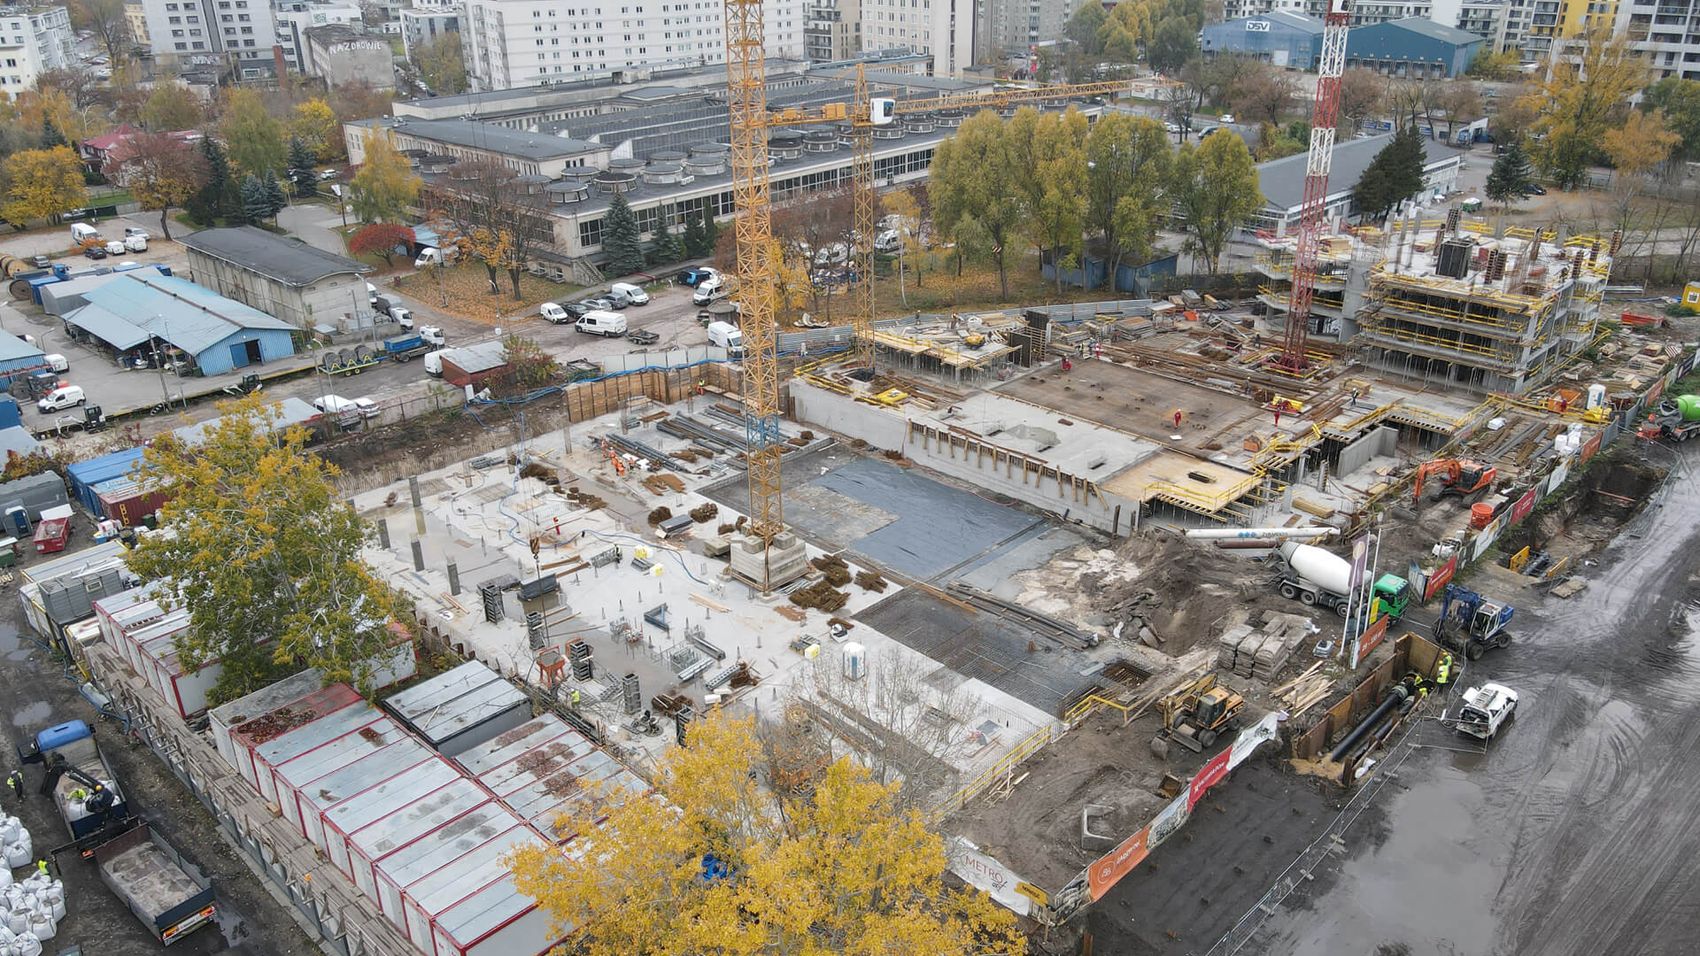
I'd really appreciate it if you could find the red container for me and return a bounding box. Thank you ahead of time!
[33,516,69,553]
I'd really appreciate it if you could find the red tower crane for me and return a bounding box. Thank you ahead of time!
[1278,0,1353,373]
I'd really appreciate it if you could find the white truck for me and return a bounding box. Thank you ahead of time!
[1455,683,1518,740]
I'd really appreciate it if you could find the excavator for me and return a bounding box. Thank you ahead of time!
[1412,458,1497,505]
[1151,673,1245,758]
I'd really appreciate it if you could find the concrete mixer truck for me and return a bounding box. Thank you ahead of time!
[1273,541,1413,621]
[1637,395,1700,443]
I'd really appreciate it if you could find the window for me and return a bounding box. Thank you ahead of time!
[171,28,183,35]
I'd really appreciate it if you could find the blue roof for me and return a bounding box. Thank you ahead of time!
[67,272,296,357]
[0,332,44,364]
[67,447,145,485]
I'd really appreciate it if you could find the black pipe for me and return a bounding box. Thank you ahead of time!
[1329,684,1412,761]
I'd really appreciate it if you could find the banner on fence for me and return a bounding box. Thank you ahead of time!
[1581,432,1603,462]
[1352,613,1391,668]
[1510,488,1538,525]
[1189,750,1233,810]
[1472,517,1503,562]
[949,837,1036,917]
[1546,461,1569,494]
[1424,554,1458,601]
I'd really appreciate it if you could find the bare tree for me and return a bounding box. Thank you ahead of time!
[790,643,983,811]
[431,159,547,299]
[1338,68,1386,134]
[772,188,854,321]
[1161,81,1198,140]
[1230,65,1299,127]
[34,68,101,110]
[70,0,130,65]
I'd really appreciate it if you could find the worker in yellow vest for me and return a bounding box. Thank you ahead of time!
[1434,652,1454,686]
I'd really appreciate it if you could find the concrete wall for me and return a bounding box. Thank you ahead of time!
[790,380,1138,535]
[1336,424,1398,478]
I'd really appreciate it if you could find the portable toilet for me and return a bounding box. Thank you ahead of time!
[6,506,29,535]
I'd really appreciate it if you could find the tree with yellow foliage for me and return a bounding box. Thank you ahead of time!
[1,146,86,227]
[1515,25,1646,189]
[507,711,1024,956]
[349,130,420,224]
[290,98,343,162]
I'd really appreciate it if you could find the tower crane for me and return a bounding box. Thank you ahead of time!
[724,0,1127,588]
[1277,0,1353,374]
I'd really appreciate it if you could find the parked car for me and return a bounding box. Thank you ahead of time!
[123,227,149,239]
[124,235,148,252]
[692,277,726,306]
[539,302,573,324]
[38,384,85,412]
[575,310,627,337]
[83,246,107,260]
[319,169,340,181]
[611,282,649,305]
[29,255,50,269]
[604,288,633,309]
[43,354,68,373]
[103,240,125,256]
[1456,683,1518,741]
[580,296,616,311]
[1522,183,1547,196]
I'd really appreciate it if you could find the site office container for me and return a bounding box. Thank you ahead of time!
[132,616,222,719]
[206,669,323,777]
[338,771,487,902]
[384,661,530,758]
[249,693,380,807]
[269,716,407,839]
[370,803,526,932]
[433,870,561,956]
[457,714,647,843]
[92,476,170,525]
[226,684,361,796]
[92,588,170,676]
[399,825,545,951]
[318,747,450,880]
[299,731,435,850]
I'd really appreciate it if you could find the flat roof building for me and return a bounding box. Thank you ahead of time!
[179,226,372,332]
[62,272,299,376]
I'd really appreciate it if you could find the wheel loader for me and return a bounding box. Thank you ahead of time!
[1151,673,1245,759]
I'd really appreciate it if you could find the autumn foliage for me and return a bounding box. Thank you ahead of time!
[349,222,416,268]
[507,711,1024,956]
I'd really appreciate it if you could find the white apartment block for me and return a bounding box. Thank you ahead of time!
[461,0,807,91]
[804,0,857,61]
[859,0,977,75]
[1618,0,1700,80]
[0,5,74,92]
[274,0,362,72]
[139,0,277,62]
[983,0,1067,57]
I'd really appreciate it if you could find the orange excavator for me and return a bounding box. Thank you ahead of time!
[1412,458,1496,505]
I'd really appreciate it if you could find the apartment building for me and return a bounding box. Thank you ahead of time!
[859,0,977,74]
[1617,0,1700,79]
[804,0,857,61]
[401,5,460,59]
[461,0,807,91]
[273,0,362,72]
[138,0,277,64]
[0,4,73,92]
[983,0,1067,57]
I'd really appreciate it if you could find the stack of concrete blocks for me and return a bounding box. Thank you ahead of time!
[1216,614,1318,682]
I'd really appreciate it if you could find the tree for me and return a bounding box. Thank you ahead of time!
[682,211,707,259]
[70,0,129,65]
[772,189,853,318]
[649,220,686,266]
[1230,65,1297,127]
[349,130,420,223]
[264,169,288,219]
[1170,130,1262,273]
[500,333,561,391]
[1488,84,1540,145]
[141,83,204,131]
[601,192,647,277]
[1485,140,1534,216]
[1603,108,1681,230]
[1162,80,1197,139]
[507,711,1024,956]
[1255,122,1306,161]
[1351,123,1425,222]
[880,186,926,301]
[431,158,535,297]
[127,396,405,704]
[288,137,318,196]
[1,147,86,226]
[1467,49,1523,82]
[1338,68,1385,134]
[290,98,342,163]
[1641,78,1700,163]
[1086,112,1171,289]
[1065,0,1107,55]
[414,32,468,96]
[1149,15,1198,75]
[16,88,99,149]
[34,68,100,110]
[1432,81,1484,142]
[328,82,396,125]
[348,222,415,267]
[40,116,66,149]
[1518,25,1646,189]
[124,132,206,240]
[929,110,1024,297]
[240,174,273,224]
[222,89,286,176]
[186,134,238,225]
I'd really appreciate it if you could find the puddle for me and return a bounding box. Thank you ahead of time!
[0,623,30,663]
[10,701,50,728]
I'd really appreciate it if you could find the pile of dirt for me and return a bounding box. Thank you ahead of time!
[647,506,673,526]
[690,503,719,523]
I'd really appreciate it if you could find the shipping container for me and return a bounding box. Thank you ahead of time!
[400,826,544,951]
[64,617,103,667]
[371,805,527,940]
[248,691,377,805]
[384,661,530,757]
[334,767,484,900]
[20,540,134,639]
[298,737,434,857]
[456,715,645,841]
[226,684,361,794]
[433,873,561,956]
[206,668,323,777]
[66,447,145,516]
[0,471,69,522]
[93,476,169,525]
[270,716,406,838]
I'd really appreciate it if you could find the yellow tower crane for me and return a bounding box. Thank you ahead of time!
[724,0,1130,588]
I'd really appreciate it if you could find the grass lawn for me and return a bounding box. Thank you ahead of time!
[393,264,582,324]
[864,254,1088,321]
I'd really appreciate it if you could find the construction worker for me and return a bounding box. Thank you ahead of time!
[35,859,47,878]
[1434,651,1454,686]
[6,769,22,801]
[69,786,88,804]
[570,689,582,709]
[1173,409,1184,430]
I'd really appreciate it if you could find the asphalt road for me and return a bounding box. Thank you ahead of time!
[1253,438,1700,956]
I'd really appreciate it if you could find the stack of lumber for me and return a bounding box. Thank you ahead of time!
[1273,662,1335,718]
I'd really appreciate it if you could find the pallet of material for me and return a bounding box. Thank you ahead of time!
[1216,624,1256,671]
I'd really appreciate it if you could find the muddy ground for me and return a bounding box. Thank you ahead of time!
[0,607,315,956]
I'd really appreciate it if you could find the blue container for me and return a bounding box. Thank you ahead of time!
[36,719,92,751]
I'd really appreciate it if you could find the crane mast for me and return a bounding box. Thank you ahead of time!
[1279,0,1352,373]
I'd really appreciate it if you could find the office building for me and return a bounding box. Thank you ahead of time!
[0,5,74,92]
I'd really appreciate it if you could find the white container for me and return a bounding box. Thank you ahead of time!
[843,642,866,680]
[1586,383,1606,409]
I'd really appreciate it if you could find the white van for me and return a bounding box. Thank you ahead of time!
[692,278,726,306]
[104,240,126,256]
[539,302,571,324]
[38,384,85,412]
[610,282,650,305]
[707,320,744,357]
[414,246,456,268]
[69,223,99,245]
[43,354,68,373]
[124,235,148,252]
[423,349,448,376]
[124,227,150,239]
[576,310,627,337]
